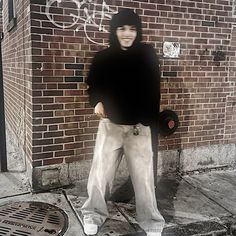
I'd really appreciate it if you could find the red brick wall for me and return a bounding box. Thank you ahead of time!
[2,0,33,163]
[5,0,236,169]
[30,0,236,168]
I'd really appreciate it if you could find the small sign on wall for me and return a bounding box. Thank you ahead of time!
[163,42,180,58]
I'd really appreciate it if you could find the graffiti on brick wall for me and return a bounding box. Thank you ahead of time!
[46,0,117,45]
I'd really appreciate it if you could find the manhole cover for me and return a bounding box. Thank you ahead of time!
[0,201,68,236]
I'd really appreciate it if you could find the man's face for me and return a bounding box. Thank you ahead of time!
[116,25,137,50]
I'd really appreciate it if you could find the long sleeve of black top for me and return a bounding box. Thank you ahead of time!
[85,43,161,126]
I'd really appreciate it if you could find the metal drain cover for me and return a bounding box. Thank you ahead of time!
[0,201,68,236]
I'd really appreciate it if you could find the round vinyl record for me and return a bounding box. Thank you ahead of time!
[159,109,179,137]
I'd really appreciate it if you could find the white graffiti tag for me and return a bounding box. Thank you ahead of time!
[45,0,117,45]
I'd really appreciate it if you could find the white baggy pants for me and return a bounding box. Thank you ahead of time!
[81,118,165,233]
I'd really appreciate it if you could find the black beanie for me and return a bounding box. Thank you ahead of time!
[109,9,142,48]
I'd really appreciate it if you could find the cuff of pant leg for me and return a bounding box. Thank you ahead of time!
[146,228,164,233]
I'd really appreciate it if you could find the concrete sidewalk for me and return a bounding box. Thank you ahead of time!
[2,129,236,235]
[1,167,236,236]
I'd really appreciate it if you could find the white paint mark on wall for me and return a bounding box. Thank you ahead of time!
[163,42,180,58]
[45,0,117,45]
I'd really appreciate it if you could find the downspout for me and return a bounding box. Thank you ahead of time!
[0,31,7,172]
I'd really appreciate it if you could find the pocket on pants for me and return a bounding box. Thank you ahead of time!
[99,118,121,137]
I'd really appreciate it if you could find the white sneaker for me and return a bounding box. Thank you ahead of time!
[84,223,98,235]
[147,232,162,236]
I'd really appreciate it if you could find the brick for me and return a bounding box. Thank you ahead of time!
[54,29,74,36]
[32,146,42,153]
[33,139,53,146]
[43,158,64,166]
[65,103,84,109]
[202,21,215,27]
[32,133,42,139]
[54,70,74,76]
[30,0,46,5]
[32,83,46,90]
[75,70,84,76]
[43,117,64,124]
[65,116,85,122]
[43,145,63,152]
[33,111,53,118]
[43,104,63,110]
[43,90,63,96]
[50,43,60,49]
[32,56,54,62]
[65,90,83,96]
[32,48,42,55]
[43,131,63,138]
[157,5,172,11]
[42,21,59,29]
[84,127,99,133]
[163,72,178,77]
[55,57,75,63]
[55,97,74,103]
[32,152,53,160]
[43,77,63,83]
[55,110,74,116]
[31,26,53,35]
[43,49,63,56]
[75,109,94,115]
[58,83,78,89]
[33,97,53,104]
[65,129,83,136]
[33,118,42,125]
[55,136,74,144]
[65,77,84,83]
[55,150,74,157]
[32,125,47,132]
[78,83,87,89]
[46,83,58,90]
[80,122,88,128]
[59,123,78,130]
[49,125,58,131]
[65,64,84,69]
[75,134,93,142]
[43,35,63,42]
[64,142,83,150]
[32,160,42,167]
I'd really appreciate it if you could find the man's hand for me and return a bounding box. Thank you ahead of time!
[94,102,106,118]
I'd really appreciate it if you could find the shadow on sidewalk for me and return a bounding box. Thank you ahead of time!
[109,175,180,224]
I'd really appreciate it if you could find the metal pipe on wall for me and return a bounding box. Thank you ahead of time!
[0,32,7,172]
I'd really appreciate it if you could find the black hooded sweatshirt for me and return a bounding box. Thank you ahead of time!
[86,10,161,127]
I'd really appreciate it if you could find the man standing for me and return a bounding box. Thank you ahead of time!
[81,9,165,236]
